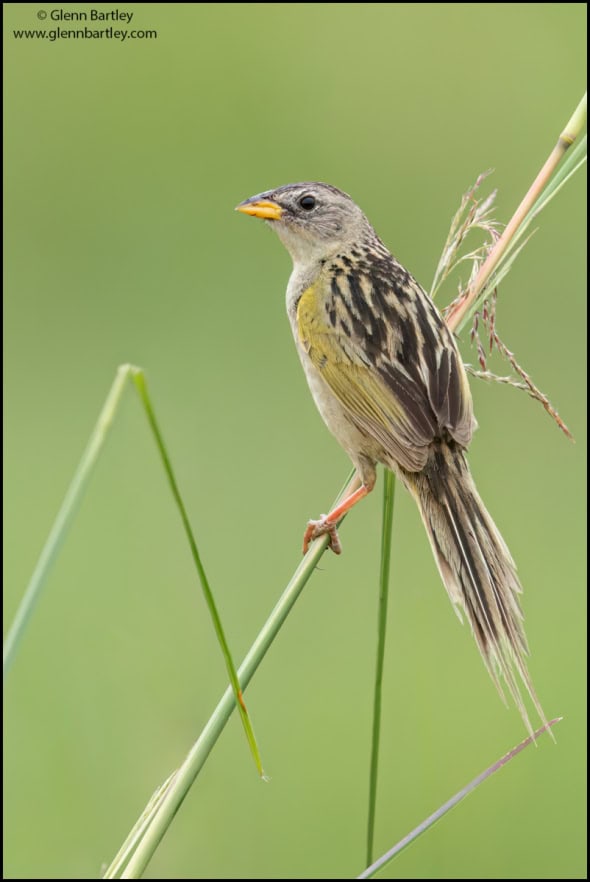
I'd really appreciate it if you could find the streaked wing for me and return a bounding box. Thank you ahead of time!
[296,255,474,472]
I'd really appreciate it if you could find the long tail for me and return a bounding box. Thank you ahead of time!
[400,439,549,737]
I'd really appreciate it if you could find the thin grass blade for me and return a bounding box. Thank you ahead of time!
[366,469,396,866]
[3,364,133,678]
[358,718,562,879]
[129,368,265,779]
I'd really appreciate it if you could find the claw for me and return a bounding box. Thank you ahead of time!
[302,516,342,555]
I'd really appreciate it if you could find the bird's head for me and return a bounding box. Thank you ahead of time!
[236,182,373,266]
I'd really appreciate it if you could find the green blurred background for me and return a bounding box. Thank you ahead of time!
[4,3,586,878]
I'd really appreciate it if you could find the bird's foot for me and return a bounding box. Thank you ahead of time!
[302,516,342,555]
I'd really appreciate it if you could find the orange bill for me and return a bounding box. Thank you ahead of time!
[235,199,282,220]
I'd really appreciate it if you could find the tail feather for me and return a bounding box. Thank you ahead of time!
[401,440,549,738]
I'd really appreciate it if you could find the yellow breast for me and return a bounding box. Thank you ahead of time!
[296,280,334,354]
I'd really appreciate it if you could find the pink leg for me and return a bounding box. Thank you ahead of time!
[302,484,370,555]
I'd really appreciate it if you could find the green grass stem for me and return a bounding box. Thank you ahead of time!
[106,474,359,878]
[130,368,264,778]
[366,469,396,866]
[3,364,130,677]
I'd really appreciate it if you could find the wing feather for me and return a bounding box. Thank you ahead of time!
[297,261,474,472]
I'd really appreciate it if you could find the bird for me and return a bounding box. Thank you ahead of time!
[236,181,548,735]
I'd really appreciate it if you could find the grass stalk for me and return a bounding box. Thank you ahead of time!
[130,368,264,777]
[358,718,561,879]
[366,470,396,866]
[109,475,360,878]
[446,92,586,332]
[3,364,130,678]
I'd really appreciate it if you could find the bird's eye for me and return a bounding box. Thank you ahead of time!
[299,195,316,211]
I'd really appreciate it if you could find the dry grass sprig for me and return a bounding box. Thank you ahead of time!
[432,174,575,441]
